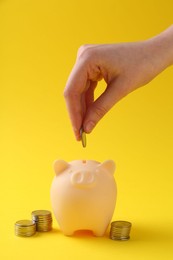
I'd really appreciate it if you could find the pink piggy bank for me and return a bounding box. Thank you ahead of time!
[50,159,117,236]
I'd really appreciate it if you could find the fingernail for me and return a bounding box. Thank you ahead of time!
[85,121,95,133]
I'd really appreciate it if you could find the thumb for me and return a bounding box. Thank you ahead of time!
[83,77,127,133]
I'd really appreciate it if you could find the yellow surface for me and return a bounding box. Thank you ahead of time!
[0,0,173,259]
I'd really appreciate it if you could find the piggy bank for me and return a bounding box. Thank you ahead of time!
[50,159,117,236]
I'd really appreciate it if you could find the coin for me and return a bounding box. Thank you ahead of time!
[80,127,86,148]
[31,210,52,232]
[110,221,132,241]
[15,220,36,237]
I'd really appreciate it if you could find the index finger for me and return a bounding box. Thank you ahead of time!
[64,62,88,140]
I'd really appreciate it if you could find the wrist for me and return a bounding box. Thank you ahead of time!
[148,25,173,69]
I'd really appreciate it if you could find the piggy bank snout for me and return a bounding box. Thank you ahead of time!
[71,171,95,187]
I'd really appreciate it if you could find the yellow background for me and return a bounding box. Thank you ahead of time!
[0,0,173,259]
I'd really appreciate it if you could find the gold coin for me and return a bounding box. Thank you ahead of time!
[31,210,51,216]
[110,221,132,241]
[31,210,52,232]
[80,127,86,148]
[15,220,36,237]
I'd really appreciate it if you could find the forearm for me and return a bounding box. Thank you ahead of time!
[147,25,173,71]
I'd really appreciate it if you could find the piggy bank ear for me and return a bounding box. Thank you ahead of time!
[53,160,69,175]
[98,160,116,175]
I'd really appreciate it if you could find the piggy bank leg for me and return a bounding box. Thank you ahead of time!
[60,223,77,236]
[92,222,110,237]
[92,228,107,237]
[61,227,75,236]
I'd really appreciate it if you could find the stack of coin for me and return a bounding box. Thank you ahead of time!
[15,220,36,237]
[31,210,52,232]
[110,221,132,241]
